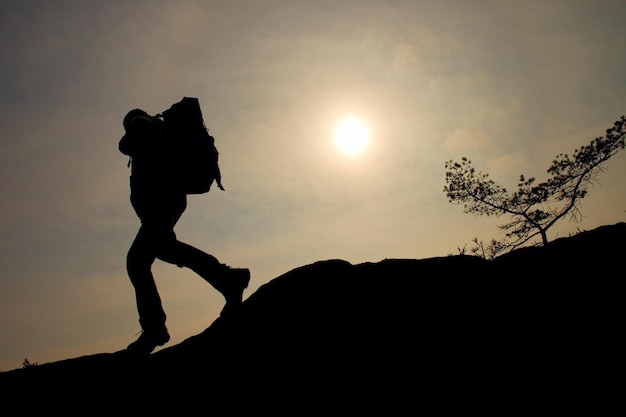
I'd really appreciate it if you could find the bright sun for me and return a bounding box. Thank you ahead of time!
[334,118,369,155]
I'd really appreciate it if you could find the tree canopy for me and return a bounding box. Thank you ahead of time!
[444,116,625,254]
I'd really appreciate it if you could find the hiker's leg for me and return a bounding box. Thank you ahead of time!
[157,237,250,313]
[143,190,250,314]
[154,192,228,285]
[156,237,231,288]
[126,224,167,332]
[158,239,249,315]
[154,194,249,309]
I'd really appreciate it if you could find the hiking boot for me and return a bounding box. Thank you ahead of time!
[126,329,170,355]
[219,267,250,316]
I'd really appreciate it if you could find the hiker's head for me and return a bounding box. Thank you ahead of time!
[123,109,149,131]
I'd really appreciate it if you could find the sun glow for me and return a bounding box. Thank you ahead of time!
[334,118,369,155]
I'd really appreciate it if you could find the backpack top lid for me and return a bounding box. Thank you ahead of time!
[161,97,204,128]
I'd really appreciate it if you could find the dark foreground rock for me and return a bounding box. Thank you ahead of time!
[1,223,623,413]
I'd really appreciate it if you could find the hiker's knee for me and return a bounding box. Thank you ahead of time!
[153,236,181,262]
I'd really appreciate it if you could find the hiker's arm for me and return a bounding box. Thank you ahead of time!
[119,133,133,156]
[119,117,158,157]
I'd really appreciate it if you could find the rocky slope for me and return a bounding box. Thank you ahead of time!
[1,222,623,413]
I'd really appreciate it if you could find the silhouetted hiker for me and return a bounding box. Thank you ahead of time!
[119,108,250,355]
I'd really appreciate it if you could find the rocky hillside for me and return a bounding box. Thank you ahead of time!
[1,222,623,413]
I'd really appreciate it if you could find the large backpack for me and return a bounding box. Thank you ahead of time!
[157,97,224,194]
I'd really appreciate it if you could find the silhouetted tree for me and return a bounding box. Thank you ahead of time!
[444,116,626,253]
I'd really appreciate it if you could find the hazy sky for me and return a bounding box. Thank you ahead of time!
[1,0,625,371]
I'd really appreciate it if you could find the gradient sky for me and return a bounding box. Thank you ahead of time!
[1,0,625,371]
